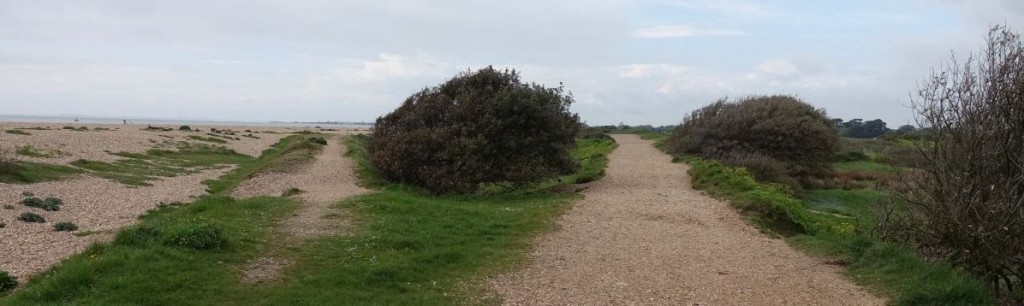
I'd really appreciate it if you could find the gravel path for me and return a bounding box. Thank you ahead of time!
[491,134,884,305]
[232,135,368,282]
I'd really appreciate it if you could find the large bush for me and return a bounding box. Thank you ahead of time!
[368,67,581,193]
[665,95,839,186]
[884,25,1024,298]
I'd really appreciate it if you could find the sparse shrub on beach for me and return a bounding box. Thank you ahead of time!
[369,66,581,193]
[20,197,43,207]
[21,197,62,211]
[179,125,192,131]
[143,125,174,132]
[4,129,31,135]
[3,205,12,210]
[62,126,75,130]
[0,270,16,293]
[0,222,5,228]
[308,137,327,145]
[17,212,45,223]
[53,222,78,232]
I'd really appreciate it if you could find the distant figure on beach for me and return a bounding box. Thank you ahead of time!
[123,119,127,124]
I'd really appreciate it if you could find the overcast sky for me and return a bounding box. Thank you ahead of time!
[1,0,1023,126]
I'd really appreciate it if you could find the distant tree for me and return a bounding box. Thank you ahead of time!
[368,66,581,194]
[895,124,916,134]
[837,118,889,138]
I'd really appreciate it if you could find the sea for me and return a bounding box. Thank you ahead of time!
[0,114,371,129]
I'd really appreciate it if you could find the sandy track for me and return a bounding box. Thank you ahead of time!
[491,134,883,305]
[232,135,368,282]
[232,135,368,237]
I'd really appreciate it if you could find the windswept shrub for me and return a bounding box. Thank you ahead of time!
[178,125,192,131]
[665,95,839,186]
[885,25,1024,298]
[368,66,581,193]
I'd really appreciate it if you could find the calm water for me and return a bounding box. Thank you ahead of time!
[0,114,371,129]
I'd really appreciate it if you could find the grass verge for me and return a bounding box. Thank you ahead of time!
[681,157,993,305]
[2,134,616,305]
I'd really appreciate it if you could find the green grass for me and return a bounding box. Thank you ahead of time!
[188,135,228,144]
[835,161,898,174]
[15,146,59,158]
[802,189,885,227]
[680,156,994,305]
[2,196,297,305]
[564,136,617,184]
[2,134,616,305]
[69,142,257,186]
[0,162,84,184]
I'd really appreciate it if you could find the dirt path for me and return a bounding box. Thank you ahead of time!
[491,134,883,305]
[231,135,368,282]
[233,135,368,237]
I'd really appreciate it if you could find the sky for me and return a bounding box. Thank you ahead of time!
[1,0,1023,126]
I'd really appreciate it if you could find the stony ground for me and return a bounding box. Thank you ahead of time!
[0,123,361,281]
[491,134,884,305]
[0,123,297,163]
[0,168,229,279]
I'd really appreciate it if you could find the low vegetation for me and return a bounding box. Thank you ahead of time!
[0,271,15,294]
[681,157,991,305]
[0,161,83,185]
[0,133,615,305]
[17,212,45,223]
[20,197,62,211]
[53,222,78,232]
[15,146,61,158]
[4,129,31,135]
[187,135,228,144]
[369,66,581,194]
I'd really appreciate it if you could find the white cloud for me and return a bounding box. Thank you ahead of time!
[632,25,747,38]
[353,53,449,82]
[755,59,799,78]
